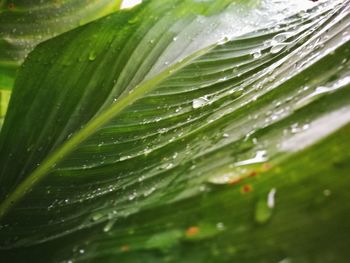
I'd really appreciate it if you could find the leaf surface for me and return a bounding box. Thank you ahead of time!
[0,0,350,262]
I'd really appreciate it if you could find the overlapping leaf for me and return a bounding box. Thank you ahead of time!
[0,0,122,125]
[0,0,350,262]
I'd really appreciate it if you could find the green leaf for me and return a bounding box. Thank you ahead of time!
[1,0,350,262]
[0,0,122,123]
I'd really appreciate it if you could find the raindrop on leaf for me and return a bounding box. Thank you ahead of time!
[103,219,116,232]
[253,50,262,59]
[88,52,96,61]
[254,188,276,224]
[270,43,287,54]
[192,96,209,109]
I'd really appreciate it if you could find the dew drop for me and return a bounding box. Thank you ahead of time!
[270,43,287,54]
[161,163,174,170]
[252,50,262,59]
[267,188,276,208]
[272,32,291,43]
[143,187,156,197]
[121,0,142,9]
[119,155,131,161]
[323,189,331,196]
[175,107,182,113]
[88,52,96,61]
[235,150,267,166]
[91,212,103,221]
[138,175,145,182]
[255,188,276,224]
[192,96,209,109]
[216,222,225,230]
[128,191,137,201]
[279,258,292,263]
[103,219,116,232]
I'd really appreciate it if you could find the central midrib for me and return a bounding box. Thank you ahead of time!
[0,44,214,220]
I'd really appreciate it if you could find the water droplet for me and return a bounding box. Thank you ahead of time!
[253,50,262,59]
[161,163,174,170]
[91,212,103,221]
[255,188,276,224]
[143,187,156,197]
[298,10,309,19]
[235,150,267,166]
[267,188,276,208]
[138,175,145,182]
[192,96,209,109]
[128,191,137,201]
[103,219,116,232]
[88,52,96,61]
[121,0,142,9]
[279,258,292,263]
[323,189,331,196]
[128,16,139,24]
[272,32,291,43]
[270,43,287,54]
[158,128,168,134]
[216,222,225,230]
[119,155,131,161]
[143,147,152,155]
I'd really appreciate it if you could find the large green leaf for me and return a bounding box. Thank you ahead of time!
[0,0,122,125]
[1,0,350,261]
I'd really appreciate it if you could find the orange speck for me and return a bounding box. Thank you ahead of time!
[8,3,15,10]
[248,170,258,177]
[120,245,129,252]
[241,184,252,193]
[186,226,199,237]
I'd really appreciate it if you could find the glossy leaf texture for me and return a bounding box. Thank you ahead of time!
[0,0,122,125]
[1,0,350,261]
